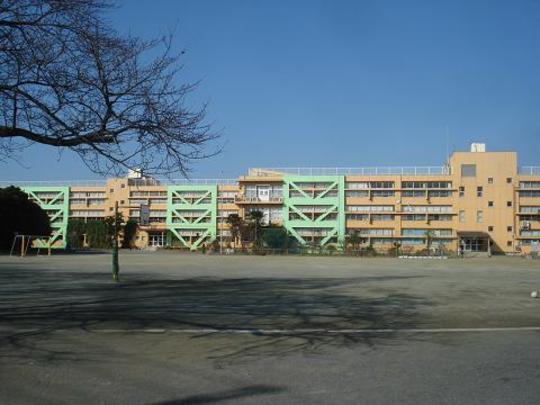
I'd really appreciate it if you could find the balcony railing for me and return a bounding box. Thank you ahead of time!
[249,166,450,176]
[519,167,540,176]
[0,178,237,188]
[234,196,283,203]
[0,180,107,187]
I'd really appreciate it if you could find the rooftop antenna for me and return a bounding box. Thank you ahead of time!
[445,126,450,171]
[446,126,449,160]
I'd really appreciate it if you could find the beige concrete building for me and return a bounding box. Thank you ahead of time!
[13,144,540,255]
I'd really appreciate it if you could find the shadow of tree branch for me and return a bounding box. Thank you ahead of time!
[0,266,432,362]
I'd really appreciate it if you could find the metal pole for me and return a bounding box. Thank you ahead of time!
[112,201,120,282]
[220,214,224,255]
[9,234,17,257]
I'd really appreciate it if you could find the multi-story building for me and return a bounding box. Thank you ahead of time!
[6,144,540,254]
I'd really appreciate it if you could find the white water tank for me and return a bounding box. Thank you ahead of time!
[470,143,486,153]
[127,168,143,179]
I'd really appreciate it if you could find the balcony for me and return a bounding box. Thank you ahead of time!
[234,195,283,204]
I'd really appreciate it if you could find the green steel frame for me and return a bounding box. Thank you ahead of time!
[166,185,217,250]
[23,186,70,249]
[282,175,345,246]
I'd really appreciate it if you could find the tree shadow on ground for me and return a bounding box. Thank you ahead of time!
[0,265,432,362]
[152,385,285,405]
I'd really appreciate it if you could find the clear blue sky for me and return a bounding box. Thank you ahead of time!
[3,0,540,180]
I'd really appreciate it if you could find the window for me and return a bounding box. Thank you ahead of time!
[109,207,113,211]
[488,177,494,184]
[371,190,395,197]
[488,226,494,232]
[109,188,114,193]
[521,230,540,237]
[507,241,513,247]
[507,178,512,184]
[403,214,425,221]
[121,200,125,205]
[370,181,394,189]
[477,186,483,197]
[477,210,483,223]
[346,190,369,198]
[402,181,452,189]
[403,205,452,213]
[488,201,494,207]
[507,226,513,232]
[346,214,368,221]
[461,164,477,177]
[69,210,105,217]
[402,190,425,197]
[519,190,540,197]
[346,182,369,189]
[402,229,452,237]
[371,214,395,221]
[459,210,465,223]
[428,214,453,221]
[121,184,126,188]
[507,201,512,207]
[520,206,540,214]
[356,228,394,236]
[428,190,451,197]
[346,205,394,212]
[519,181,540,189]
[459,186,465,197]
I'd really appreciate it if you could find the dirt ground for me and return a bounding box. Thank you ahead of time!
[1,252,539,404]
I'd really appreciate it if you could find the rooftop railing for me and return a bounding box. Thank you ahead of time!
[519,167,540,176]
[248,166,451,176]
[0,178,238,188]
[161,178,238,185]
[0,180,108,187]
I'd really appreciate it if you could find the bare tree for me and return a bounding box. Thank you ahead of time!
[0,0,218,175]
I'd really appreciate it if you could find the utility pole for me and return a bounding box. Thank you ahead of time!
[219,171,224,255]
[220,213,224,255]
[112,200,120,282]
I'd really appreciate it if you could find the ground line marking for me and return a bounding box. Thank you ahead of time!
[3,327,540,334]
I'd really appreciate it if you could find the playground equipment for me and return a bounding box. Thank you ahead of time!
[9,234,53,257]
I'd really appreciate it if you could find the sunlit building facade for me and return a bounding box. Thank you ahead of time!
[7,144,540,255]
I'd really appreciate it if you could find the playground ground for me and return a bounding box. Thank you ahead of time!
[1,252,540,404]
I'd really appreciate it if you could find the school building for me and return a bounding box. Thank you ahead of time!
[8,144,540,255]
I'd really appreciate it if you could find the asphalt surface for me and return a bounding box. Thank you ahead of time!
[1,252,540,404]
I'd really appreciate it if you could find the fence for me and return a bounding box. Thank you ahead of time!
[249,166,451,176]
[519,167,540,176]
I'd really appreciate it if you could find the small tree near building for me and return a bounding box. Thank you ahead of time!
[226,214,243,248]
[121,220,138,249]
[248,210,265,249]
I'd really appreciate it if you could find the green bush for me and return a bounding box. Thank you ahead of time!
[361,246,377,257]
[85,220,110,248]
[262,227,294,250]
[67,219,86,249]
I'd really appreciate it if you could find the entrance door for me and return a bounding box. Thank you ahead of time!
[460,237,488,252]
[149,233,165,247]
[257,186,270,202]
